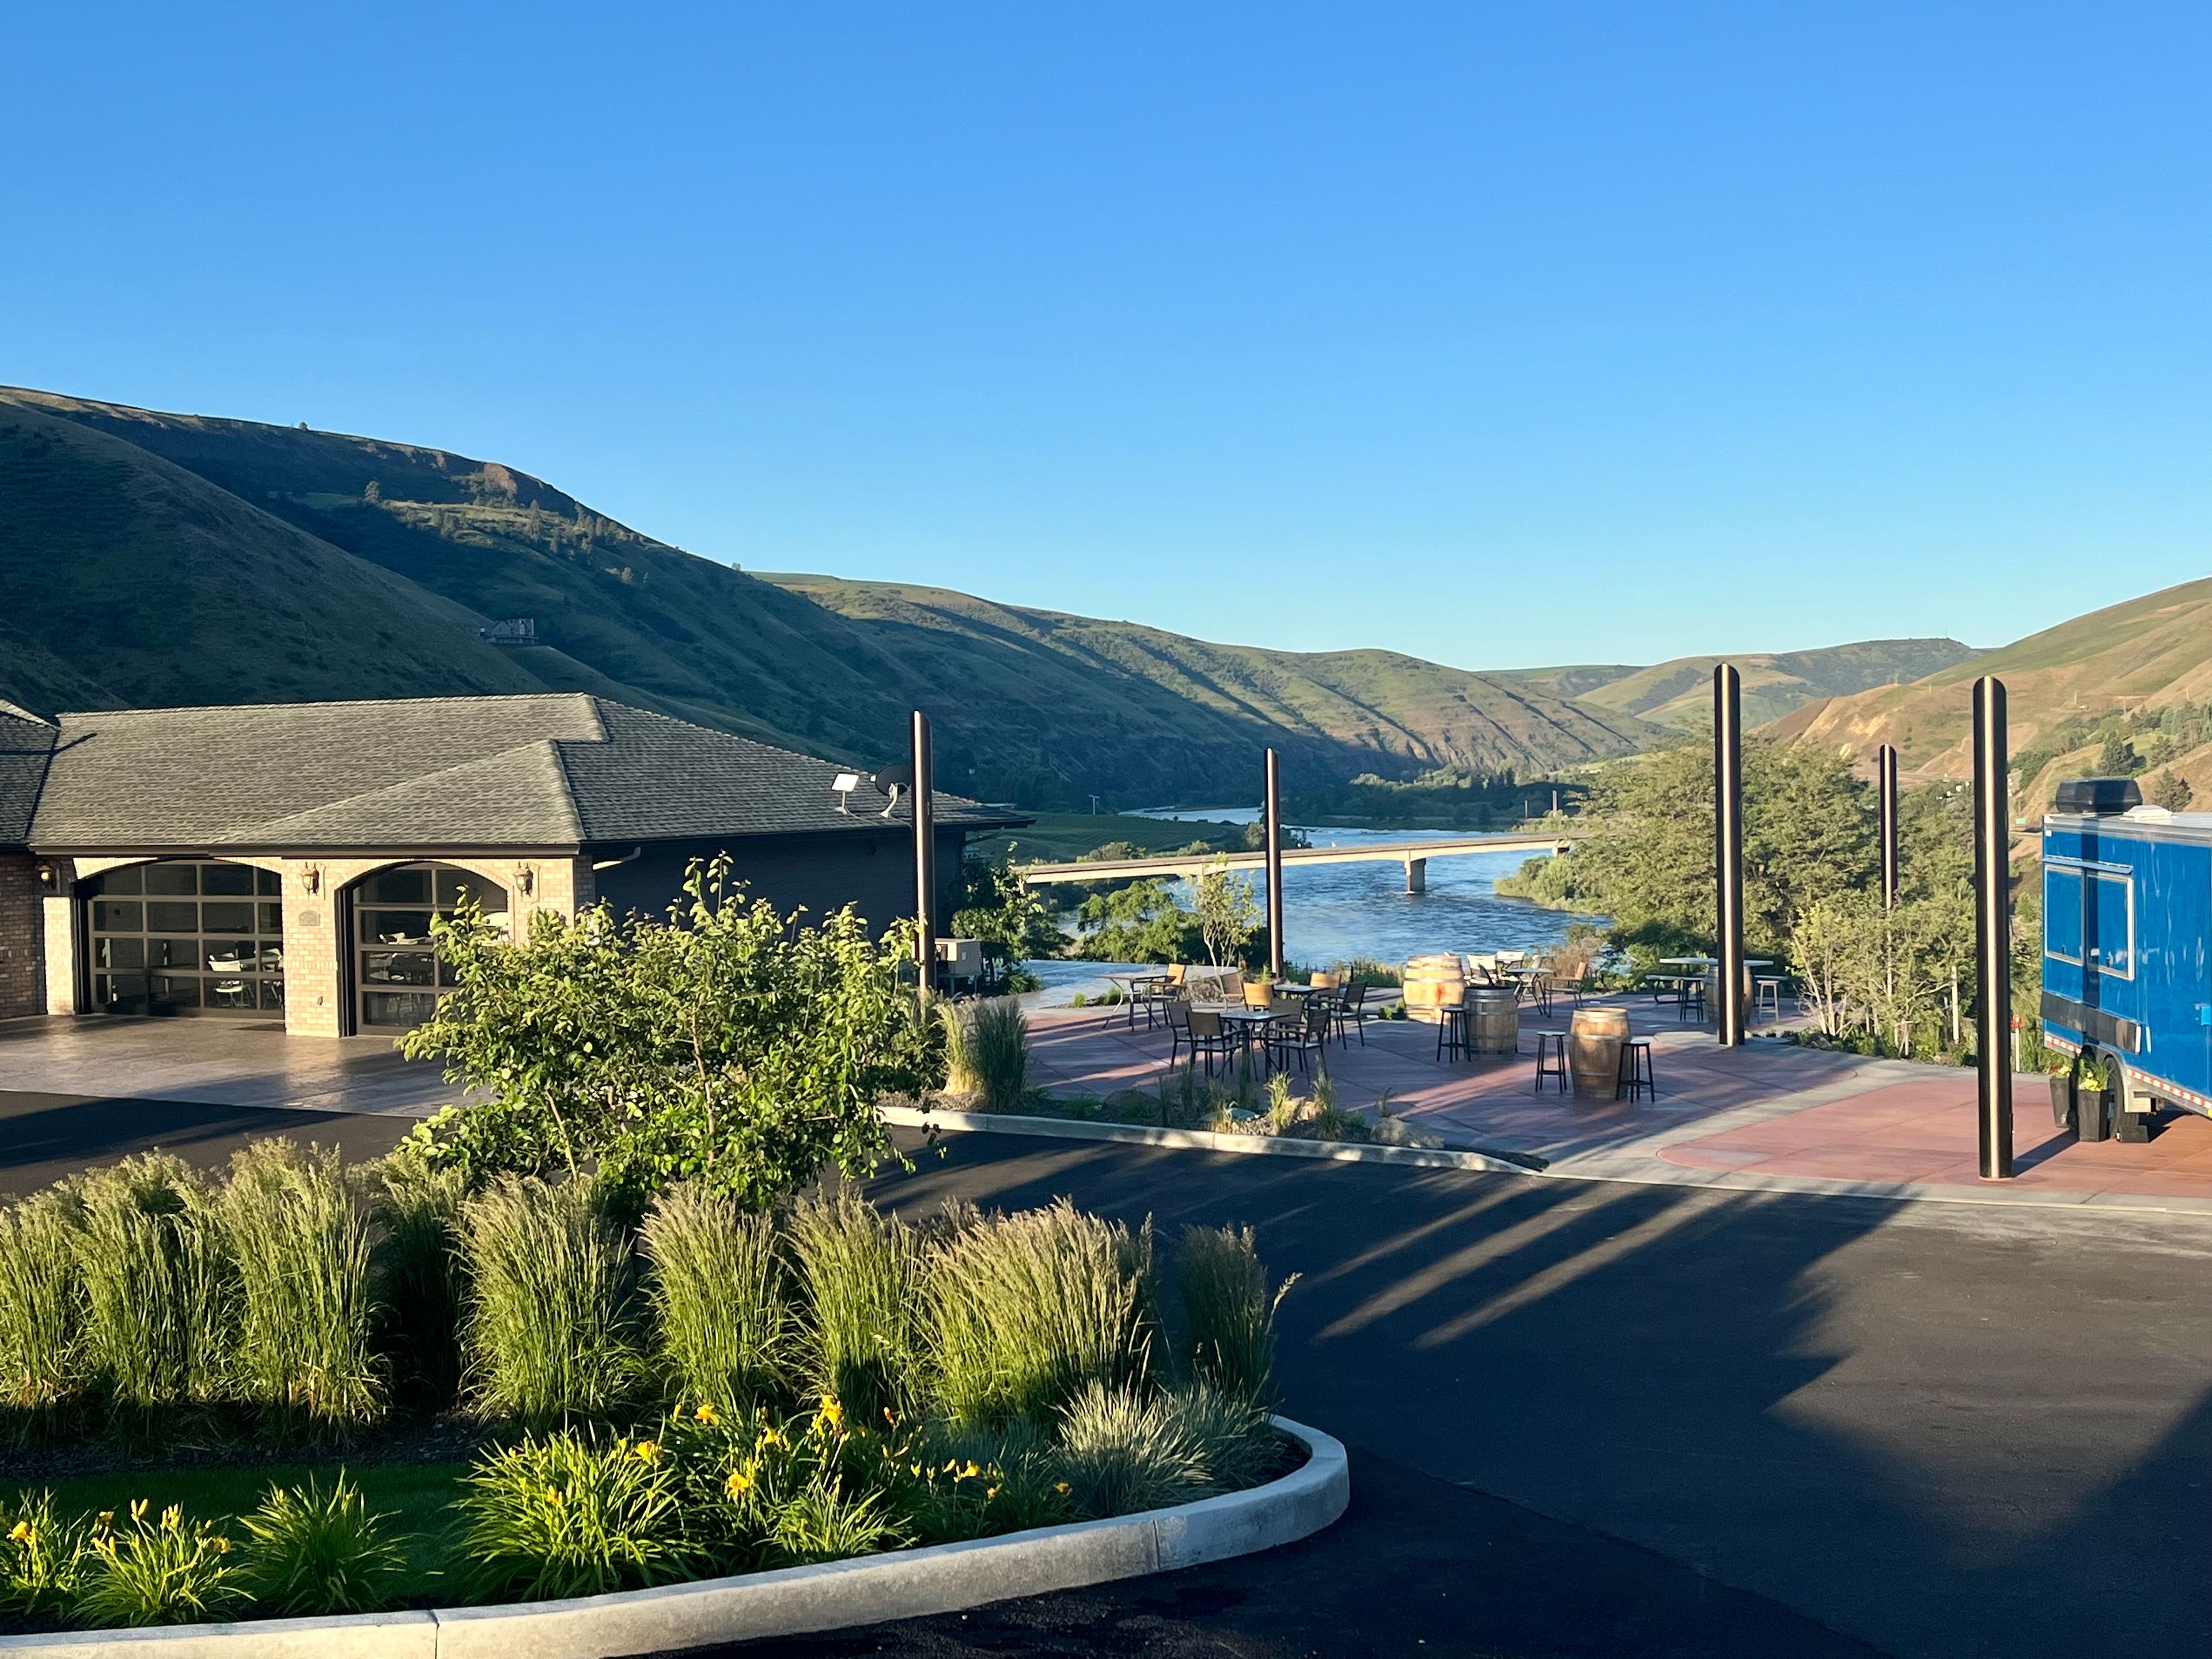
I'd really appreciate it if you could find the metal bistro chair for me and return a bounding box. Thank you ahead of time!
[1616,1038,1656,1102]
[1183,1006,1233,1076]
[1532,1030,1570,1094]
[1268,999,1333,1075]
[1331,982,1373,1047]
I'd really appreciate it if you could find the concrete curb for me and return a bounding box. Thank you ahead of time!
[0,1419,1347,1659]
[880,1103,1540,1174]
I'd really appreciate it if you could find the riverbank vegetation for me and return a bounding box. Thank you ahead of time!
[1498,740,2041,1065]
[1283,767,1586,831]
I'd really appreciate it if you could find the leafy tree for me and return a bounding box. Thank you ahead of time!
[2096,733,2139,777]
[1191,857,1263,967]
[399,858,927,1208]
[1074,878,1205,964]
[952,850,1063,988]
[2151,770,2195,810]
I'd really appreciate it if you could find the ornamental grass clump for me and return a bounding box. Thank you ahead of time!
[640,1187,790,1416]
[787,1194,921,1428]
[925,1199,1154,1427]
[461,1176,640,1427]
[73,1500,241,1628]
[1050,1380,1215,1520]
[1176,1224,1295,1404]
[236,1472,408,1616]
[459,1431,689,1601]
[217,1142,383,1432]
[0,1195,81,1432]
[375,1154,468,1409]
[941,999,1028,1112]
[70,1156,229,1415]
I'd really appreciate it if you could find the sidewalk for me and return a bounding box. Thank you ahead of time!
[1024,998,2212,1213]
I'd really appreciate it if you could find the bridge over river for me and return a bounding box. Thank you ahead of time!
[1017,832,1571,895]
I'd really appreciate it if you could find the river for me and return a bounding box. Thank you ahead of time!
[1021,808,1605,1005]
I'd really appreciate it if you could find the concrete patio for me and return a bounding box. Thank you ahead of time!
[1024,997,2212,1213]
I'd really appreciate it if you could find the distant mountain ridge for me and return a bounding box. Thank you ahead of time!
[1505,638,1980,732]
[0,387,1659,808]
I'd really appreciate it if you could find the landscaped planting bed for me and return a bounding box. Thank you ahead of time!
[0,1142,1301,1633]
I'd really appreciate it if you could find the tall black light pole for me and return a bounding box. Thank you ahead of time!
[1714,665,1747,1046]
[1877,744,1900,910]
[1972,677,2013,1179]
[912,710,935,993]
[1264,748,1285,980]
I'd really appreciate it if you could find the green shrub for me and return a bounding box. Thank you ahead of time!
[926,1199,1154,1427]
[236,1472,407,1616]
[967,1000,1029,1112]
[640,1188,790,1416]
[73,1501,241,1628]
[71,1157,229,1413]
[764,1475,902,1567]
[900,1415,1072,1541]
[461,1176,640,1427]
[787,1195,920,1427]
[1176,1224,1294,1404]
[375,1154,468,1409]
[1051,1381,1215,1519]
[459,1431,689,1601]
[1164,1380,1281,1490]
[218,1142,384,1431]
[0,1195,81,1429]
[0,1489,93,1615]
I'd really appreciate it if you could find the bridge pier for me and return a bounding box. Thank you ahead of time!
[1405,857,1426,895]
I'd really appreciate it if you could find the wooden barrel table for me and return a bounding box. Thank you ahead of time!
[1467,986,1520,1054]
[1569,1005,1630,1096]
[1401,955,1465,1024]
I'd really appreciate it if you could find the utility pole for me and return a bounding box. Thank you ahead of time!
[1878,744,1900,910]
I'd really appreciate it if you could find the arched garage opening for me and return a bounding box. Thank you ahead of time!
[81,859,285,1016]
[349,863,509,1031]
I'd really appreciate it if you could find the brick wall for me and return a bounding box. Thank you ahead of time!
[0,854,46,1020]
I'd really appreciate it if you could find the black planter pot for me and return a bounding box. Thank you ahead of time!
[2077,1084,2110,1143]
[2049,1070,2075,1131]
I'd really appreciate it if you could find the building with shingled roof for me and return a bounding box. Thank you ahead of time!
[0,695,1022,1035]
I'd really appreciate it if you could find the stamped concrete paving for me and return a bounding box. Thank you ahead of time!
[1027,1001,2212,1211]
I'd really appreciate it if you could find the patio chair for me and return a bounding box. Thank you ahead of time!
[1243,979,1277,1011]
[1268,999,1333,1075]
[1185,1006,1233,1076]
[1550,974,1588,1010]
[1331,982,1373,1047]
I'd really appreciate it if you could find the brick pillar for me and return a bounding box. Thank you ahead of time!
[41,861,82,1017]
[281,861,347,1038]
[0,855,47,1020]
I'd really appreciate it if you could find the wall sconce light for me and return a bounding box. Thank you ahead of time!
[302,866,323,896]
[35,862,58,892]
[518,866,536,899]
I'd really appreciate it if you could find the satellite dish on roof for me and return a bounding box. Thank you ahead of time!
[872,763,914,819]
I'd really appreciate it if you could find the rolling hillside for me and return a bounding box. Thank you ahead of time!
[1771,577,2212,810]
[0,387,1658,808]
[1506,638,1978,731]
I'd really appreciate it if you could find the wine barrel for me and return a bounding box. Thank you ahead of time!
[1468,986,1520,1055]
[1401,956,1466,1022]
[1569,1005,1631,1096]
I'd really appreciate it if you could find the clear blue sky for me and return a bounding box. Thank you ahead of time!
[5,4,2206,669]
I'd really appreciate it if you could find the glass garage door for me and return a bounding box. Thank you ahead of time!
[85,861,285,1015]
[354,864,510,1029]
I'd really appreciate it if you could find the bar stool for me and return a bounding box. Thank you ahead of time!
[1753,976,1784,1023]
[1435,999,1469,1062]
[1616,1039,1656,1102]
[1677,980,1706,1023]
[1532,1030,1569,1094]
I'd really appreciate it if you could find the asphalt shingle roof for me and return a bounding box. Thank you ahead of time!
[27,695,1019,853]
[0,702,58,848]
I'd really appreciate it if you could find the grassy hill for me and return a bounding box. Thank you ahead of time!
[1505,638,1978,731]
[1,387,1658,808]
[1771,577,2212,811]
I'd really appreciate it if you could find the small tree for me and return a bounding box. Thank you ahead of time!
[951,850,1062,989]
[2151,770,2195,810]
[1192,858,1262,967]
[400,858,926,1208]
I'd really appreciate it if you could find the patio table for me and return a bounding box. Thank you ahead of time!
[1104,972,1175,1030]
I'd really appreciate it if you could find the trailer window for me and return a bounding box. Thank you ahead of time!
[2088,872,2134,979]
[2045,868,2082,965]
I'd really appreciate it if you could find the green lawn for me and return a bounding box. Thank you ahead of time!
[22,1462,471,1603]
[968,812,1247,864]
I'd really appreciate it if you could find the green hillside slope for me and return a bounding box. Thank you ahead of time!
[1773,577,2212,809]
[2,387,1661,808]
[1505,638,1978,731]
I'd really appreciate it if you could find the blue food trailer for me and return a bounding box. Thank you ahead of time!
[2041,776,2212,1141]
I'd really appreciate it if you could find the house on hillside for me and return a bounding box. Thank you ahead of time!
[0,694,1021,1036]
